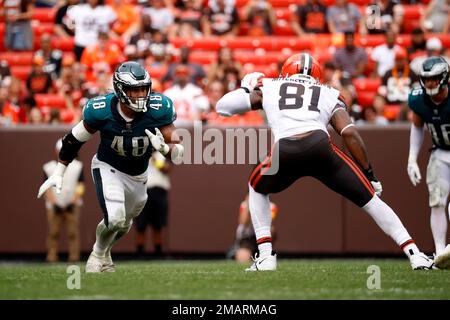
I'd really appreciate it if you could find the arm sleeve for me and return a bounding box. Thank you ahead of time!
[409,123,424,162]
[216,88,251,117]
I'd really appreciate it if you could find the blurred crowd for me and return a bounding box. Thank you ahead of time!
[0,0,449,126]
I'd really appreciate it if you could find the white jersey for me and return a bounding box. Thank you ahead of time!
[261,77,342,142]
[164,83,209,123]
[67,4,117,48]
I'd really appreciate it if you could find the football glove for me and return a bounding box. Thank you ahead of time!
[241,72,265,91]
[37,162,67,198]
[145,128,169,156]
[407,155,421,186]
[363,166,382,197]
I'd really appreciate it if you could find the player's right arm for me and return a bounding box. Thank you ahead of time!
[330,106,382,196]
[37,120,96,198]
[407,112,425,186]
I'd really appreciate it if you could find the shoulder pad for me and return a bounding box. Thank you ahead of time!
[147,92,177,125]
[83,93,114,129]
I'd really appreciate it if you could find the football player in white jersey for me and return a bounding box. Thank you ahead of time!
[216,53,438,271]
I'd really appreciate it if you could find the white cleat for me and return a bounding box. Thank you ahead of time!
[245,252,277,272]
[101,250,116,273]
[434,244,450,270]
[410,252,434,270]
[85,252,106,273]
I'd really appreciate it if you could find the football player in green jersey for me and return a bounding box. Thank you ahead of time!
[37,61,184,272]
[407,56,450,269]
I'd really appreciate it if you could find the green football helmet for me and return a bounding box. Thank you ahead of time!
[419,56,449,96]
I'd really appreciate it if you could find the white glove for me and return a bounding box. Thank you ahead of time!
[371,181,383,197]
[145,128,169,155]
[241,72,265,91]
[37,162,67,198]
[407,157,421,186]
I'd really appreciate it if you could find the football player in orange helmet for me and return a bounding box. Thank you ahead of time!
[281,52,323,83]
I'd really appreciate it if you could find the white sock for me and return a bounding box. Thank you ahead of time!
[363,195,419,258]
[93,220,117,257]
[431,207,448,255]
[249,184,272,257]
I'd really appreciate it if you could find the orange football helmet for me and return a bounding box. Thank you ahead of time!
[281,53,323,83]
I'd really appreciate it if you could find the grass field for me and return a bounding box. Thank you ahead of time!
[1,259,449,300]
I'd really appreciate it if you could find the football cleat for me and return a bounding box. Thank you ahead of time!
[101,249,116,273]
[434,244,450,270]
[245,252,277,272]
[410,252,434,270]
[85,251,106,273]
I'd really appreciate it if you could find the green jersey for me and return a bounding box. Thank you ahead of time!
[408,85,450,150]
[83,92,176,175]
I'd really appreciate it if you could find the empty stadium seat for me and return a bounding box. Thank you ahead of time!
[32,8,56,23]
[11,66,32,81]
[384,104,402,121]
[0,52,33,66]
[35,94,67,109]
[353,78,381,93]
[357,91,376,108]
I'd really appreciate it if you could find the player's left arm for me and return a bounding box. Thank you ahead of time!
[330,107,382,195]
[216,72,264,116]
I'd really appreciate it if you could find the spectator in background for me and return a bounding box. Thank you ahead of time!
[164,64,209,123]
[144,29,174,69]
[371,29,400,77]
[34,33,63,80]
[322,61,343,90]
[227,194,278,263]
[28,107,44,124]
[142,0,174,34]
[420,0,449,34]
[340,85,363,122]
[26,56,53,107]
[3,0,34,51]
[360,0,403,35]
[169,0,204,38]
[54,0,79,39]
[0,61,12,87]
[407,28,427,59]
[242,0,276,36]
[42,139,84,262]
[1,78,27,125]
[333,32,368,79]
[135,151,171,257]
[55,56,84,111]
[48,109,62,124]
[291,0,328,36]
[81,31,123,82]
[161,46,206,86]
[67,0,117,61]
[378,47,418,106]
[326,0,361,34]
[207,47,243,89]
[202,0,240,37]
[110,0,138,39]
[356,105,389,125]
[410,37,450,75]
[125,14,154,64]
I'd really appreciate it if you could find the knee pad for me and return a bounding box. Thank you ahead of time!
[427,155,449,207]
[107,208,126,231]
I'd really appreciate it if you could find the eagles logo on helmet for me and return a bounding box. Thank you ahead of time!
[419,56,449,96]
[113,61,152,112]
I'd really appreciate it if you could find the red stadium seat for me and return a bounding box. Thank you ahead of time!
[235,0,298,8]
[357,91,376,108]
[0,51,33,66]
[383,104,402,121]
[358,35,385,48]
[35,94,67,109]
[434,34,450,48]
[145,66,167,80]
[189,51,217,64]
[403,19,421,34]
[170,38,223,50]
[11,66,32,81]
[52,37,75,51]
[32,8,57,23]
[353,78,381,93]
[402,5,424,20]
